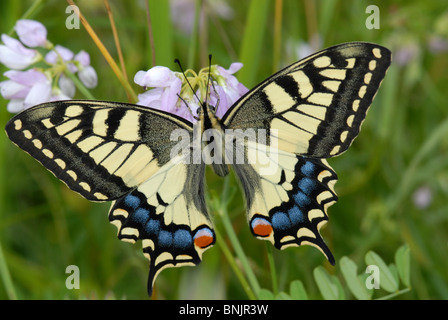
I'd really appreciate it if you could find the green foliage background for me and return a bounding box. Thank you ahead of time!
[0,0,447,299]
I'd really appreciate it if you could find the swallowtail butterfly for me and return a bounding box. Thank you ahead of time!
[5,42,391,295]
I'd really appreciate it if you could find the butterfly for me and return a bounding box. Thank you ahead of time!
[5,42,391,296]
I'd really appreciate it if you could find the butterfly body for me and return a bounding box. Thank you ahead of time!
[5,42,391,295]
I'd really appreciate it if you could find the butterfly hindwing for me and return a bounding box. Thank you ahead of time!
[108,158,214,294]
[232,143,337,263]
[223,42,391,158]
[5,100,193,201]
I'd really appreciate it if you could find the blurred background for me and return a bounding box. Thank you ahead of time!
[0,0,447,299]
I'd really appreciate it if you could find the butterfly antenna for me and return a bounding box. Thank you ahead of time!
[174,59,201,120]
[174,59,201,104]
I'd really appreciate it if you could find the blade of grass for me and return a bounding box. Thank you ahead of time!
[187,0,201,68]
[215,176,261,299]
[272,0,283,73]
[103,0,131,102]
[66,0,137,102]
[0,244,18,299]
[147,0,174,68]
[387,114,448,214]
[144,0,155,67]
[214,228,256,300]
[63,69,96,100]
[318,0,338,41]
[6,0,44,35]
[238,0,270,87]
[304,0,318,43]
[265,242,278,296]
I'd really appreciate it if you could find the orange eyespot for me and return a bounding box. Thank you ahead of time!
[251,217,273,237]
[193,228,215,248]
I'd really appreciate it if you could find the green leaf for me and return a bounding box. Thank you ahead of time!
[365,251,399,293]
[395,245,411,288]
[257,288,274,300]
[289,280,308,300]
[275,292,292,300]
[388,263,400,289]
[340,256,372,300]
[313,266,345,300]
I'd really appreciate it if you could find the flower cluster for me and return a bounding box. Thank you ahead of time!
[0,19,97,113]
[134,62,248,122]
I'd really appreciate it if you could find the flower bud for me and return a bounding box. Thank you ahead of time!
[78,65,98,88]
[15,19,48,48]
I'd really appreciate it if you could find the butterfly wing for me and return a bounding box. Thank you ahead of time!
[225,42,391,260]
[5,100,215,295]
[232,142,337,263]
[109,158,214,295]
[223,42,391,157]
[5,100,194,201]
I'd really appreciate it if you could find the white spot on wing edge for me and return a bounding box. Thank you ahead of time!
[372,48,382,58]
[14,119,22,130]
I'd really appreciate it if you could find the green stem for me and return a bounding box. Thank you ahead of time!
[216,177,261,298]
[265,243,278,295]
[376,288,411,300]
[219,208,261,297]
[387,115,448,214]
[215,228,256,300]
[0,243,17,299]
[7,0,44,35]
[64,70,96,100]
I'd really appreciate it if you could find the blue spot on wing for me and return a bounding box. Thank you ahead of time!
[158,230,173,248]
[173,229,193,250]
[124,194,140,209]
[132,208,150,224]
[288,206,304,225]
[294,191,311,206]
[298,177,316,195]
[272,212,290,230]
[145,219,160,236]
[301,161,315,176]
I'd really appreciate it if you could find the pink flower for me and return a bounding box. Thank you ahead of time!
[214,62,249,117]
[45,45,77,72]
[1,19,99,113]
[14,19,48,48]
[0,34,40,69]
[45,44,74,63]
[0,69,51,112]
[74,50,90,66]
[73,50,97,88]
[134,66,182,115]
[134,63,247,123]
[413,186,432,210]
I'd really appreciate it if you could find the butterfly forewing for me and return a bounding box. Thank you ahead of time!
[223,42,391,158]
[5,100,193,201]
